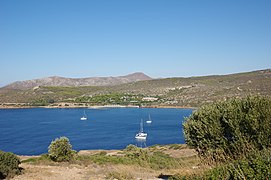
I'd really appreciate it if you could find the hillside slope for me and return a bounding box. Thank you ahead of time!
[0,69,270,107]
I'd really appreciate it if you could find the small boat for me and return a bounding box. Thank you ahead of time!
[135,119,147,140]
[146,114,152,124]
[80,110,87,120]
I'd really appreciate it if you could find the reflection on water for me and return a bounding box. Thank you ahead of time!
[135,139,147,148]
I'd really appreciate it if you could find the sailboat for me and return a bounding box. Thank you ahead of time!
[80,110,87,120]
[135,119,147,140]
[146,114,152,124]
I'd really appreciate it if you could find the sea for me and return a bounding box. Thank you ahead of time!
[0,107,193,155]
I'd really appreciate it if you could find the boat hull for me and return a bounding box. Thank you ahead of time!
[135,136,147,140]
[135,132,147,140]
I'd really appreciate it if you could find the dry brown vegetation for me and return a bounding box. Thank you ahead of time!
[13,145,205,180]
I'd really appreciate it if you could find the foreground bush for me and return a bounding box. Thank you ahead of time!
[0,150,21,179]
[177,149,271,180]
[124,145,181,169]
[48,136,76,162]
[183,96,271,162]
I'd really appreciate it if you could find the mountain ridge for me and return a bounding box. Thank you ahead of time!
[3,72,152,90]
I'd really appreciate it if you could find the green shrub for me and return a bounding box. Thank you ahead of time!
[183,96,271,162]
[21,154,51,164]
[125,145,182,169]
[149,151,181,170]
[0,150,21,179]
[199,149,271,179]
[169,150,271,179]
[81,153,132,165]
[169,144,185,150]
[82,144,181,170]
[106,171,133,180]
[48,137,76,162]
[99,151,107,156]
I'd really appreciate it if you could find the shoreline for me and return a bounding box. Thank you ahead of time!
[17,143,193,157]
[0,103,197,110]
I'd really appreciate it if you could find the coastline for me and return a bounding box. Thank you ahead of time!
[17,144,195,159]
[0,103,197,110]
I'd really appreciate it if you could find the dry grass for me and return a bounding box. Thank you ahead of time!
[14,145,208,180]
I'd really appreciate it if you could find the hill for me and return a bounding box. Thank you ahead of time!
[2,72,152,90]
[0,69,270,107]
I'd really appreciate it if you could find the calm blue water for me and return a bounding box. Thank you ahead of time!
[0,108,193,155]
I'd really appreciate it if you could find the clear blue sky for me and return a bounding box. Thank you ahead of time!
[0,0,270,86]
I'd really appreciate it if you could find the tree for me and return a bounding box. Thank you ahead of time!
[48,136,76,162]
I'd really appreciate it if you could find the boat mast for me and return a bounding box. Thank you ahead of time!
[140,119,144,133]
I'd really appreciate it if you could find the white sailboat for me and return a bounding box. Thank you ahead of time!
[135,119,147,140]
[146,114,152,124]
[80,110,87,120]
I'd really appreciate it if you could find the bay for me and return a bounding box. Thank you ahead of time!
[0,108,193,155]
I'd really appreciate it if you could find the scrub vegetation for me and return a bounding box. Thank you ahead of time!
[75,93,147,105]
[18,143,199,179]
[182,96,271,179]
[77,144,183,170]
[48,137,77,162]
[0,150,21,179]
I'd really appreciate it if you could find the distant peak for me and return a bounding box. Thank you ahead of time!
[123,72,152,80]
[129,72,145,75]
[47,76,65,79]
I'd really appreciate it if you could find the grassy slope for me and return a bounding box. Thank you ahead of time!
[1,69,270,107]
